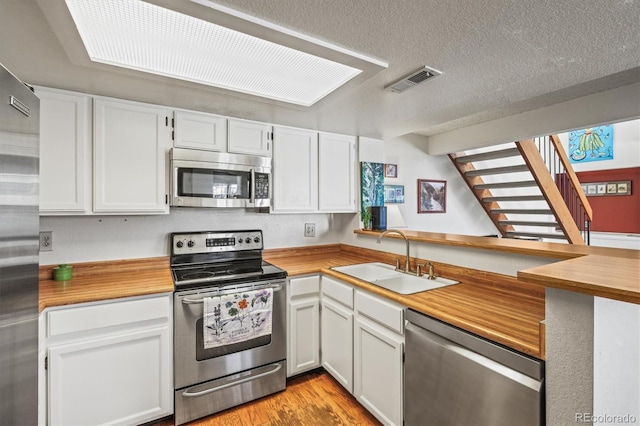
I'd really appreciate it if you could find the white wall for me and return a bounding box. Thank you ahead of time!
[593,297,640,425]
[381,134,497,236]
[39,210,355,265]
[426,82,640,155]
[557,119,640,172]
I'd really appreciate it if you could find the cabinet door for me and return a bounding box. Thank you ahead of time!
[288,297,321,376]
[321,297,354,393]
[354,317,404,426]
[36,87,92,214]
[174,110,227,151]
[318,132,356,212]
[228,118,272,156]
[288,276,321,377]
[94,98,170,213]
[272,126,318,212]
[48,325,172,426]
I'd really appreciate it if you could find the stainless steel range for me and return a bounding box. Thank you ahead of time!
[171,230,287,425]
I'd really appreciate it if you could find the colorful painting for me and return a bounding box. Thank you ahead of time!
[360,162,384,219]
[568,125,613,163]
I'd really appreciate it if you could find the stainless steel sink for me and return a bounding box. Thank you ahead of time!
[331,262,459,295]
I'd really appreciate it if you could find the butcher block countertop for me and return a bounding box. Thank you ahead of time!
[41,229,639,361]
[355,229,640,304]
[264,244,546,360]
[39,257,173,312]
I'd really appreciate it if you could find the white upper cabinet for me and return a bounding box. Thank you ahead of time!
[36,87,92,215]
[272,126,318,213]
[93,98,170,214]
[173,109,227,152]
[318,132,357,212]
[228,118,272,156]
[272,127,358,213]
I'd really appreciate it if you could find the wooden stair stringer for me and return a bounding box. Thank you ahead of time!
[516,139,586,245]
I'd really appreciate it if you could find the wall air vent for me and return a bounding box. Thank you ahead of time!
[384,66,442,93]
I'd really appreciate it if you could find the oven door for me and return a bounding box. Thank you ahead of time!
[174,279,286,389]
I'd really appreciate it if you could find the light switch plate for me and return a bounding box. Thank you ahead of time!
[304,223,315,237]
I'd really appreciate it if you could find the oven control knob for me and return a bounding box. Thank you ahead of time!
[245,237,251,244]
[187,240,195,248]
[237,238,243,244]
[176,241,184,248]
[254,237,260,243]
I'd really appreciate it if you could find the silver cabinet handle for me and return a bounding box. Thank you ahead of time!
[182,363,282,398]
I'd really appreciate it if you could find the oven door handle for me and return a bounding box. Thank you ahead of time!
[181,284,283,304]
[181,362,282,398]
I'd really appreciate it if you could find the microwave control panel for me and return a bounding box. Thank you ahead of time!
[255,173,269,199]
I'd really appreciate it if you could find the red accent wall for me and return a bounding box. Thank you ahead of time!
[575,167,640,233]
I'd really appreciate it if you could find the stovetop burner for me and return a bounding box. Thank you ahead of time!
[180,271,216,281]
[170,230,287,289]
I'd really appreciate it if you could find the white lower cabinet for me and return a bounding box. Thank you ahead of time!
[354,289,404,426]
[40,294,173,426]
[315,275,404,426]
[287,275,321,377]
[320,276,355,393]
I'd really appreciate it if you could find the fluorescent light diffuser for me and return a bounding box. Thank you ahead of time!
[65,0,364,106]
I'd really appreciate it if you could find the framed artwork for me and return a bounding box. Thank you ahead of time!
[568,125,614,164]
[583,180,631,197]
[360,162,385,217]
[418,179,446,213]
[384,163,398,178]
[384,185,405,203]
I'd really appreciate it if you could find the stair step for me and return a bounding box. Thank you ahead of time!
[474,180,538,190]
[506,231,567,240]
[455,147,521,163]
[499,220,558,227]
[491,208,553,215]
[483,195,546,202]
[465,165,530,177]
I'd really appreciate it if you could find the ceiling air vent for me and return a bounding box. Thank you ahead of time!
[384,66,442,93]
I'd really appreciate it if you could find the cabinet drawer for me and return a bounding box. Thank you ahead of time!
[47,295,170,337]
[289,275,320,298]
[321,276,353,308]
[355,290,404,334]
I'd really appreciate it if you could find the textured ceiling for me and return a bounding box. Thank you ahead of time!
[1,0,639,142]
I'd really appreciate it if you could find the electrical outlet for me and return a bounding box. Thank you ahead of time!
[40,231,53,252]
[304,223,316,237]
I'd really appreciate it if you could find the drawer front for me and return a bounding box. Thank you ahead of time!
[355,289,404,334]
[321,276,354,309]
[289,275,320,298]
[47,294,171,337]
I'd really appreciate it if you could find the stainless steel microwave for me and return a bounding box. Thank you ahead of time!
[170,148,271,208]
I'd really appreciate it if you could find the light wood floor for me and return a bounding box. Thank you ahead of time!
[154,370,382,425]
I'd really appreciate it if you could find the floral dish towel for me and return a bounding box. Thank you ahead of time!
[203,288,273,349]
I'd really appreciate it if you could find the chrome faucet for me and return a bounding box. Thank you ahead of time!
[376,229,410,273]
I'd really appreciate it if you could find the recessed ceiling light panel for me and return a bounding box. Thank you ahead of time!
[65,0,364,106]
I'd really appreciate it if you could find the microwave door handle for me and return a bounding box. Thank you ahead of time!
[249,168,256,205]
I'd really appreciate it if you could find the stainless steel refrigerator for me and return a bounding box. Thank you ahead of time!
[0,63,39,425]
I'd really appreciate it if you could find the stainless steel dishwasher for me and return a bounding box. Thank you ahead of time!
[405,309,545,426]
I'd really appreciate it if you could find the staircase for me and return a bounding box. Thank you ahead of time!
[449,135,592,244]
